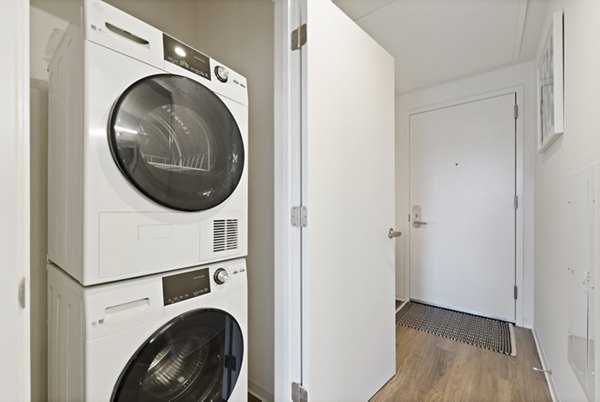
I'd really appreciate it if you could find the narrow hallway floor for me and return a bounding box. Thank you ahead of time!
[371,325,551,401]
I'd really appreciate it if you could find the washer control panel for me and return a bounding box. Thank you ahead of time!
[162,267,211,305]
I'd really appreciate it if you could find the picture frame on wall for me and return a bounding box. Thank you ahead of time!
[537,9,564,152]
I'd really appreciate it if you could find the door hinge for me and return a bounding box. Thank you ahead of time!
[514,104,519,119]
[514,195,519,210]
[514,285,518,300]
[291,24,307,51]
[18,276,26,309]
[292,382,308,402]
[291,206,308,228]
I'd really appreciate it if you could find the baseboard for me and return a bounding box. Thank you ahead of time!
[509,324,517,357]
[521,318,534,330]
[396,299,408,313]
[532,328,559,402]
[248,379,274,402]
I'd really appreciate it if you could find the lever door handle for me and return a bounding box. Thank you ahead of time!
[388,228,402,238]
[412,206,427,228]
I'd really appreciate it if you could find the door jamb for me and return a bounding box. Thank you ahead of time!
[405,86,526,326]
[274,0,303,400]
[1,0,31,399]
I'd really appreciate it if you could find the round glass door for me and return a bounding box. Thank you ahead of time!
[109,74,244,211]
[112,309,244,402]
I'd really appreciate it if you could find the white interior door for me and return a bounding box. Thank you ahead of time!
[409,93,516,321]
[300,0,396,400]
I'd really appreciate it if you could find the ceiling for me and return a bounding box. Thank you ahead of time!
[333,0,549,93]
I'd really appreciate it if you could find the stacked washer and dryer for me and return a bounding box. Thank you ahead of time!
[47,1,248,400]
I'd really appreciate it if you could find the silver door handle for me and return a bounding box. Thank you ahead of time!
[388,228,402,238]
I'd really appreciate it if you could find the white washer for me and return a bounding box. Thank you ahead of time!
[48,0,248,285]
[48,258,248,402]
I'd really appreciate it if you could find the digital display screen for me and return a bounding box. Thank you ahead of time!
[163,34,211,80]
[162,267,211,305]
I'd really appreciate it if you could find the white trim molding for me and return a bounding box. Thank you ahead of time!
[249,379,275,402]
[274,0,303,401]
[532,329,559,401]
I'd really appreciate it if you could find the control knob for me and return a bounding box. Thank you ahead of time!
[214,268,229,285]
[215,65,229,83]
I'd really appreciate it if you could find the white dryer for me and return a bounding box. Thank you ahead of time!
[48,0,248,285]
[48,258,248,401]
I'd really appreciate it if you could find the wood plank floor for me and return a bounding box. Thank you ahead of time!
[371,325,552,401]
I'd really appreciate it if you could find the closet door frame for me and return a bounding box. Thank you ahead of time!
[1,0,31,400]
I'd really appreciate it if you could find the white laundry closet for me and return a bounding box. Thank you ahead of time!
[29,1,275,400]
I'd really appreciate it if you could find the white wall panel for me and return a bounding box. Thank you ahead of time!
[29,5,69,399]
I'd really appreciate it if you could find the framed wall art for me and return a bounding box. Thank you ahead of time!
[537,9,564,152]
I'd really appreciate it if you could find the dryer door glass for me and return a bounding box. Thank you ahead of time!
[109,74,245,211]
[111,309,244,401]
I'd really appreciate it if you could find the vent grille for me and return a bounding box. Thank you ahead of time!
[213,219,239,253]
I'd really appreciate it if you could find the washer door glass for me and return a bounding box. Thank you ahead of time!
[109,74,245,211]
[112,309,244,402]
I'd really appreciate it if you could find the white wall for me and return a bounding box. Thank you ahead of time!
[30,1,275,400]
[396,62,537,327]
[533,0,600,400]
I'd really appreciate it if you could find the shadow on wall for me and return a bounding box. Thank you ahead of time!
[30,79,49,402]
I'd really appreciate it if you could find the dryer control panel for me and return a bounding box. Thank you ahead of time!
[162,267,211,305]
[163,34,211,80]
